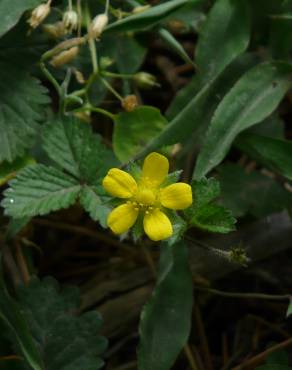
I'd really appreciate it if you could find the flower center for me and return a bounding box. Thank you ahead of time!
[127,187,159,214]
[135,188,155,206]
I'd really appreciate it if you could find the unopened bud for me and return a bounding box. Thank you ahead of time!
[89,14,108,39]
[122,95,138,112]
[132,5,151,14]
[99,56,114,69]
[73,69,86,84]
[50,46,79,68]
[28,2,51,29]
[63,10,78,32]
[42,22,68,38]
[133,72,159,89]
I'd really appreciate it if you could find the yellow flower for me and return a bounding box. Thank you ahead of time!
[102,152,193,241]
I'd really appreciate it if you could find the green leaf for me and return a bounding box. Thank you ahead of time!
[0,0,41,37]
[139,53,257,158]
[0,156,35,186]
[236,133,292,181]
[165,0,251,121]
[194,62,292,179]
[158,28,196,67]
[2,164,81,218]
[99,34,146,74]
[0,61,49,163]
[113,106,168,162]
[0,281,43,370]
[79,186,111,228]
[256,350,292,370]
[16,277,108,370]
[286,297,292,317]
[217,163,292,218]
[186,178,236,233]
[138,241,193,370]
[105,0,191,33]
[195,0,250,82]
[42,117,112,183]
[6,216,31,240]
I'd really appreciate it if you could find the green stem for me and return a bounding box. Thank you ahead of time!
[101,77,123,101]
[85,3,98,73]
[72,105,115,120]
[102,71,134,79]
[195,286,291,301]
[40,62,61,97]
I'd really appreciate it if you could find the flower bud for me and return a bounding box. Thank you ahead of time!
[63,9,78,32]
[89,14,108,39]
[42,22,68,39]
[133,72,159,89]
[73,69,86,84]
[99,56,114,69]
[122,95,138,112]
[50,46,79,68]
[28,2,51,29]
[132,5,151,14]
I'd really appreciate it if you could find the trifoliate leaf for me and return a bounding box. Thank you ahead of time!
[185,178,236,233]
[0,61,49,163]
[1,164,81,218]
[79,185,111,228]
[16,277,108,370]
[42,117,114,183]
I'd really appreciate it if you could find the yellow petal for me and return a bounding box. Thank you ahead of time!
[160,183,193,210]
[107,203,138,234]
[102,168,137,198]
[142,152,169,186]
[143,209,173,241]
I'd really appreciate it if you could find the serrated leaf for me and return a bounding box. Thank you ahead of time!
[79,186,111,228]
[236,133,292,181]
[105,0,190,33]
[0,61,49,163]
[194,62,292,179]
[0,283,43,370]
[113,106,168,162]
[217,163,292,218]
[2,164,81,218]
[138,241,193,370]
[0,155,35,186]
[42,117,113,183]
[0,0,42,37]
[16,277,108,370]
[190,204,236,233]
[192,178,220,208]
[186,178,236,233]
